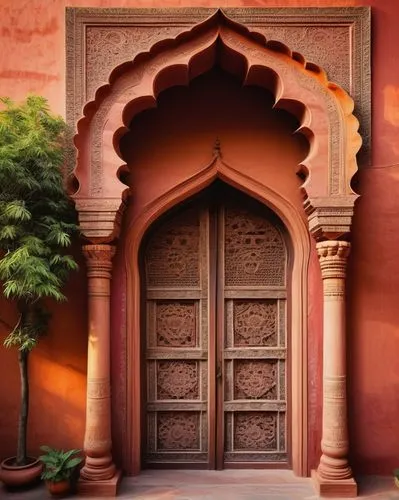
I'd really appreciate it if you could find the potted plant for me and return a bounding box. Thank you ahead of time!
[0,96,78,487]
[39,447,82,497]
[394,469,399,488]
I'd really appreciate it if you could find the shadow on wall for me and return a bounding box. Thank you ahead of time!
[348,166,399,475]
[0,241,88,459]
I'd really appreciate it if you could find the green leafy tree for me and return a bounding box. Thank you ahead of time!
[0,95,78,466]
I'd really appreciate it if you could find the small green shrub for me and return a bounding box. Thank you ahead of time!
[39,446,83,483]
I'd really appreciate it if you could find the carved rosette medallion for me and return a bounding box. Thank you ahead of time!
[234,412,277,451]
[234,300,277,346]
[234,360,277,400]
[157,361,199,400]
[157,412,200,450]
[156,302,196,347]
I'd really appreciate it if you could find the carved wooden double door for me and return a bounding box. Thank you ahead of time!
[142,188,288,469]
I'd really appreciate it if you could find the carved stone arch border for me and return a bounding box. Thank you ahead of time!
[68,8,370,498]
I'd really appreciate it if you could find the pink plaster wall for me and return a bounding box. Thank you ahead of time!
[0,0,399,476]
[0,245,87,460]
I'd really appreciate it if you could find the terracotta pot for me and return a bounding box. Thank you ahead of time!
[46,479,71,497]
[0,456,42,487]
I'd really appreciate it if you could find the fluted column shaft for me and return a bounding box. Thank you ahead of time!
[313,240,356,497]
[80,244,116,482]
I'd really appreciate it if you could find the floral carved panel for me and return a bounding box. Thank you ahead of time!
[234,412,277,451]
[143,205,208,465]
[234,300,278,347]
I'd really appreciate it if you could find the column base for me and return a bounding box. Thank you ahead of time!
[311,469,357,498]
[78,469,122,497]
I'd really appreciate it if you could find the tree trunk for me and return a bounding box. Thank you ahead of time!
[16,348,29,466]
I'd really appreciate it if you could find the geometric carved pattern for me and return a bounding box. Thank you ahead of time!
[234,360,277,400]
[157,361,199,400]
[146,210,200,288]
[224,207,285,287]
[234,300,277,347]
[157,412,200,450]
[234,412,277,451]
[156,301,196,347]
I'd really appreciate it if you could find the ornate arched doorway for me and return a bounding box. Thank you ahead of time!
[140,184,290,469]
[71,9,361,498]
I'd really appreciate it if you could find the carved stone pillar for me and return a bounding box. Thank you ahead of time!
[312,240,357,498]
[78,244,121,496]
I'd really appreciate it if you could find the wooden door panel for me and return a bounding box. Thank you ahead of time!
[221,205,288,466]
[144,209,210,466]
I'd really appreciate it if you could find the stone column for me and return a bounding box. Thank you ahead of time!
[78,244,121,497]
[312,240,357,498]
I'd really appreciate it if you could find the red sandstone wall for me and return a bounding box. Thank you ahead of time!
[1,0,399,476]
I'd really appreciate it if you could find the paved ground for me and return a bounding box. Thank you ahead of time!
[2,470,399,499]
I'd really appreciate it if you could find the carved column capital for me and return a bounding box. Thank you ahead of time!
[83,244,115,267]
[83,245,116,286]
[316,240,350,280]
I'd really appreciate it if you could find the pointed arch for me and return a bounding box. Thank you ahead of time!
[124,158,311,475]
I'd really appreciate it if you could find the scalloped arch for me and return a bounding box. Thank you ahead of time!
[72,9,361,243]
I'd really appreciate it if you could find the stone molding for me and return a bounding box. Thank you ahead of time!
[305,198,357,241]
[78,201,126,242]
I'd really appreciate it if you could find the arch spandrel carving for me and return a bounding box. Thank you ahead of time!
[71,10,361,243]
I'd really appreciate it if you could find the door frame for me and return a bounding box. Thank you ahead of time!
[139,188,292,470]
[125,167,311,476]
